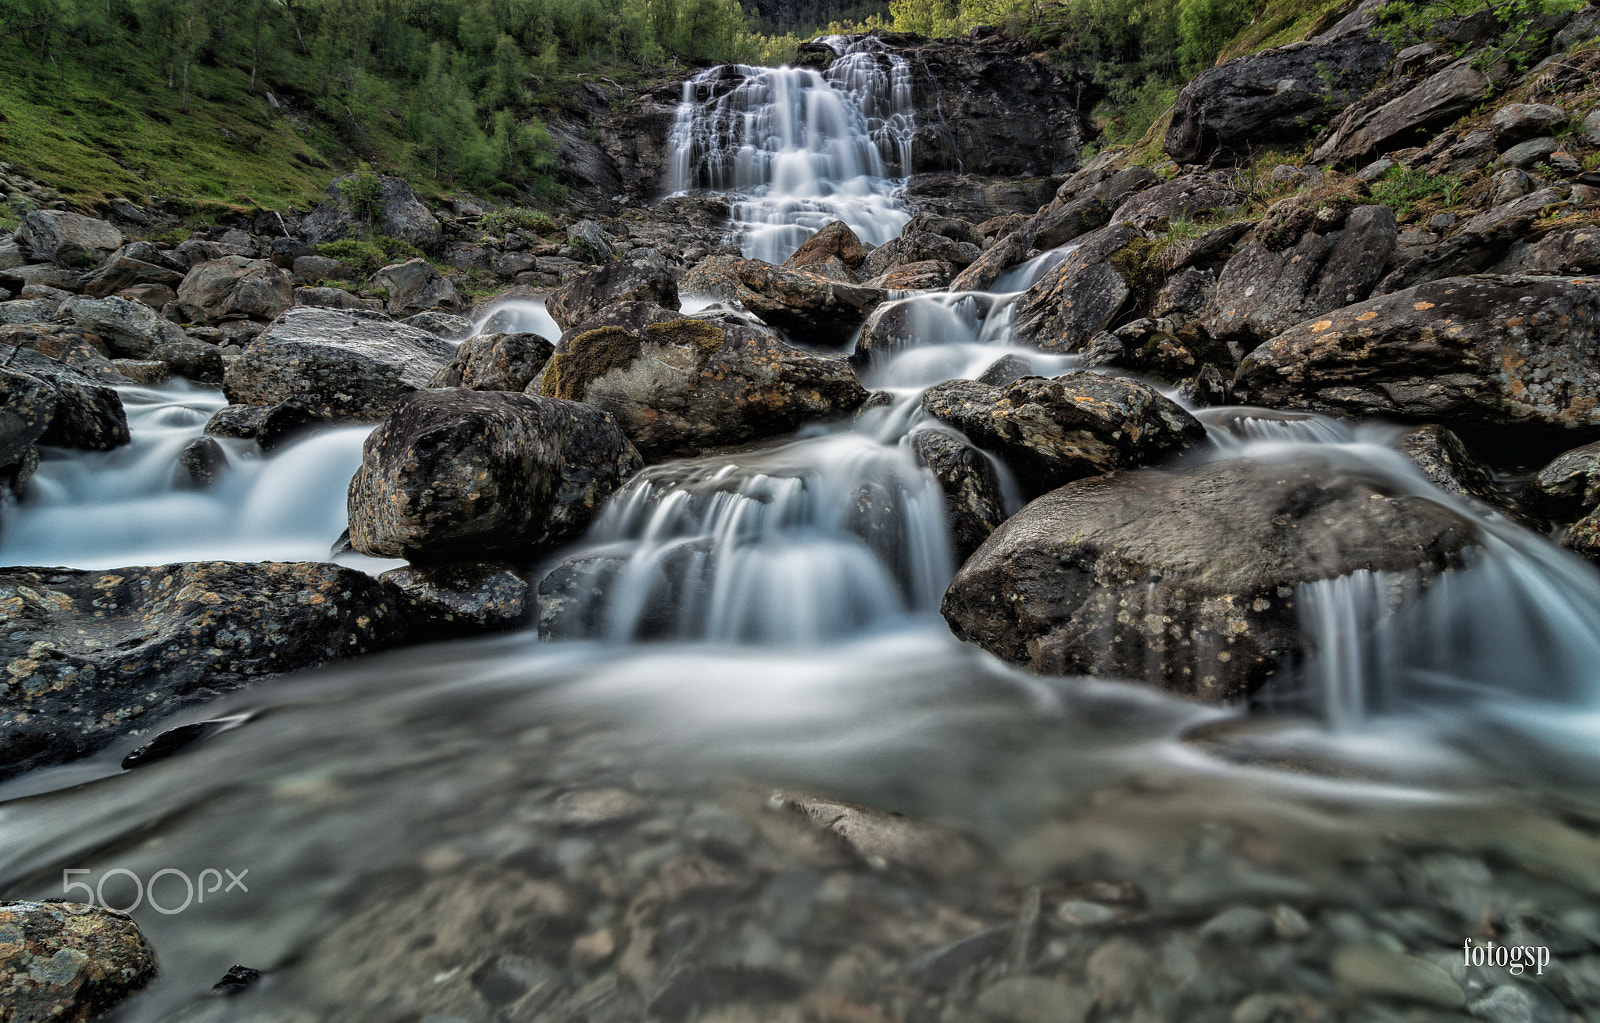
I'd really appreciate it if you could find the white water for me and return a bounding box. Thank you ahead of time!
[667,35,916,262]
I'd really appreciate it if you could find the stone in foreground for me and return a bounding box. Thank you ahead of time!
[941,457,1478,701]
[347,389,642,562]
[0,901,157,1023]
[0,562,409,778]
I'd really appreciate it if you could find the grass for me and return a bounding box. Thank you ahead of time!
[1369,166,1465,219]
[0,50,343,217]
[1214,0,1357,63]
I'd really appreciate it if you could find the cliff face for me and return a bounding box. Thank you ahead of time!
[561,33,1098,205]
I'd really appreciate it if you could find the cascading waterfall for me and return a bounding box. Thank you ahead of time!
[666,35,917,262]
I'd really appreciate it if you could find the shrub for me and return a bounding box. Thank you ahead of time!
[316,236,424,277]
[338,169,387,231]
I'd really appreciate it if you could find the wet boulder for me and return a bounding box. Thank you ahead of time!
[784,220,871,273]
[1530,440,1600,519]
[175,256,294,324]
[203,401,315,451]
[0,562,410,777]
[546,256,679,333]
[428,332,553,391]
[299,173,440,247]
[16,210,123,267]
[1008,224,1145,351]
[941,456,1479,701]
[864,260,956,291]
[682,257,885,346]
[0,346,129,458]
[1207,203,1397,351]
[223,307,455,422]
[403,311,475,340]
[380,562,530,637]
[921,372,1204,499]
[371,258,462,317]
[57,294,189,358]
[0,901,157,1021]
[1233,275,1600,432]
[1164,36,1393,164]
[910,429,1010,563]
[538,316,868,459]
[347,389,642,562]
[1394,424,1545,530]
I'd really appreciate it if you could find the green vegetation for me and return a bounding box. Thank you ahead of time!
[1375,0,1584,70]
[317,237,424,277]
[1370,166,1465,218]
[480,206,561,236]
[0,0,825,213]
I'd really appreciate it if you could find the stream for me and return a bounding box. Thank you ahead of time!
[3,35,1600,1023]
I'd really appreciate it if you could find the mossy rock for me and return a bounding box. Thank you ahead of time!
[642,319,726,364]
[541,326,641,401]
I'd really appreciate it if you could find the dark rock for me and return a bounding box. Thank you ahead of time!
[1234,275,1600,433]
[203,401,315,451]
[682,257,885,346]
[921,372,1204,499]
[0,264,82,293]
[1029,194,1110,251]
[111,359,169,385]
[546,257,679,333]
[0,351,129,454]
[941,456,1478,700]
[121,717,241,770]
[175,256,294,324]
[897,231,981,270]
[0,298,60,325]
[0,901,157,1021]
[293,255,349,280]
[370,258,462,317]
[212,965,264,995]
[269,237,314,269]
[948,224,1035,293]
[347,389,641,562]
[567,220,613,264]
[0,562,409,776]
[299,173,440,247]
[16,210,122,267]
[428,332,553,392]
[1529,440,1600,518]
[223,307,455,422]
[1208,204,1397,350]
[784,221,871,273]
[1165,36,1393,164]
[902,174,1060,223]
[1377,189,1570,293]
[864,260,956,290]
[1395,424,1545,530]
[1314,59,1494,164]
[293,285,367,311]
[1009,223,1145,350]
[977,354,1032,386]
[1153,267,1216,320]
[79,253,186,299]
[1500,137,1559,169]
[911,429,1009,563]
[380,562,530,636]
[176,435,226,489]
[538,316,867,459]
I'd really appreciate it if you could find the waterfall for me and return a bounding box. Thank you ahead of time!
[666,35,917,263]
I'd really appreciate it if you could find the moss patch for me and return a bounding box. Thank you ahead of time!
[1254,173,1369,249]
[643,319,727,365]
[1108,236,1165,295]
[542,327,642,400]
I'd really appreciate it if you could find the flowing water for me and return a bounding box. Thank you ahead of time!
[7,42,1600,1023]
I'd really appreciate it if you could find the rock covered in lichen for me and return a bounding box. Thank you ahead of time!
[0,901,157,1023]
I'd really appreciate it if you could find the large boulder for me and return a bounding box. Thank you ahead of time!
[0,562,410,777]
[537,315,869,459]
[1207,204,1398,350]
[1165,36,1394,164]
[1314,59,1494,165]
[175,256,294,324]
[921,372,1204,499]
[347,389,642,562]
[428,332,553,391]
[299,173,440,247]
[78,243,187,298]
[1233,275,1600,432]
[16,209,123,267]
[1109,173,1248,230]
[681,257,885,347]
[1008,224,1144,350]
[223,307,455,422]
[1377,188,1569,294]
[0,901,157,1022]
[57,294,189,358]
[370,259,462,317]
[941,456,1479,701]
[783,221,871,274]
[546,257,679,333]
[0,344,129,474]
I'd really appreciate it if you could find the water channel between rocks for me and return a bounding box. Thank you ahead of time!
[4,34,1600,1023]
